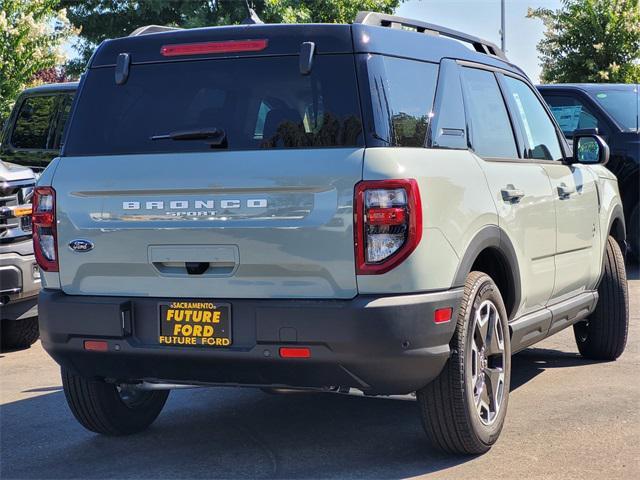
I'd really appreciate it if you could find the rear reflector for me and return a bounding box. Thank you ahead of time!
[434,307,453,324]
[160,39,268,57]
[279,347,311,358]
[84,340,108,352]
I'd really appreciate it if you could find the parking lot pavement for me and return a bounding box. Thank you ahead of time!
[1,268,638,480]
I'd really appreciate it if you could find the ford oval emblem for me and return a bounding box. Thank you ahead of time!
[69,239,94,252]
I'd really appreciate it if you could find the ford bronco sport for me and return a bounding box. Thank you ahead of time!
[36,12,629,454]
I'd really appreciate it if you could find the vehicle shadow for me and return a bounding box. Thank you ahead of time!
[510,347,600,391]
[1,345,606,480]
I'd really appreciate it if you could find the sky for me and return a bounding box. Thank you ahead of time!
[396,0,562,82]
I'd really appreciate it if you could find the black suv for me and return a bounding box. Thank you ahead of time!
[538,84,639,261]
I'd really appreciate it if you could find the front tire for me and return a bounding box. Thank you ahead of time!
[417,272,511,455]
[62,368,169,435]
[573,236,628,360]
[1,316,39,351]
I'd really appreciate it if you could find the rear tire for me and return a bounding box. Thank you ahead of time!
[1,316,39,351]
[61,367,169,435]
[417,272,511,455]
[573,236,628,360]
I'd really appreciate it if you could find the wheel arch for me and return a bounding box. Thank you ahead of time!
[607,203,626,253]
[452,225,521,320]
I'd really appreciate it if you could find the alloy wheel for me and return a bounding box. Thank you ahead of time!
[470,300,506,425]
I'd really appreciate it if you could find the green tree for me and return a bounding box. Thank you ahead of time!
[61,0,401,76]
[528,0,640,83]
[0,0,75,121]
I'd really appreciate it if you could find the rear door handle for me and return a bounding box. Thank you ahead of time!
[557,182,576,198]
[501,185,525,203]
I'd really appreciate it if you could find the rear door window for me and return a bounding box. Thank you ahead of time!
[11,95,58,150]
[460,67,518,159]
[64,55,363,156]
[364,55,438,147]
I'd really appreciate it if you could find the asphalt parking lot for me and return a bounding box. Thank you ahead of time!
[1,267,638,480]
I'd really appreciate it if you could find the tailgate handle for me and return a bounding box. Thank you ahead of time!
[148,245,239,277]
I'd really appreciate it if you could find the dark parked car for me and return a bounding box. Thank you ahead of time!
[538,84,639,260]
[0,82,78,172]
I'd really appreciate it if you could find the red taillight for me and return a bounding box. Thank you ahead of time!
[279,347,311,358]
[160,39,268,57]
[354,179,422,275]
[32,186,58,272]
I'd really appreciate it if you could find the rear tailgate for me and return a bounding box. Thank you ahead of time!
[54,149,362,298]
[53,34,364,299]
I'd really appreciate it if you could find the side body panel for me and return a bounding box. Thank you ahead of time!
[541,163,601,300]
[358,148,497,294]
[475,158,556,315]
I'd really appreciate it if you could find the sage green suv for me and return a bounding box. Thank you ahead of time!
[35,12,629,455]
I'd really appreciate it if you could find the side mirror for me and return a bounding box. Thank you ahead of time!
[572,131,609,165]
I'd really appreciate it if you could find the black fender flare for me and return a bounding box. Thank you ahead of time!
[606,203,626,248]
[451,225,521,320]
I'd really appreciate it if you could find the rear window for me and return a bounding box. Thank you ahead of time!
[64,55,363,156]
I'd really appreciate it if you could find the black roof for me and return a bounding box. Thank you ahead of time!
[20,82,79,95]
[90,20,524,78]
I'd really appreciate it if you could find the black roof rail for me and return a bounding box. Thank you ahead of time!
[129,25,183,37]
[354,11,508,61]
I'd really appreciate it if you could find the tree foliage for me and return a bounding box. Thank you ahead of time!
[0,0,75,120]
[528,0,640,83]
[61,0,400,75]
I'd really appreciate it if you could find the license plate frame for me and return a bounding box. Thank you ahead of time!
[158,301,232,348]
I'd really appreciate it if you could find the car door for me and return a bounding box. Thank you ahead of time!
[501,76,601,301]
[459,65,556,316]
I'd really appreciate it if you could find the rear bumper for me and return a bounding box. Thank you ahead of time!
[39,288,462,394]
[0,244,40,320]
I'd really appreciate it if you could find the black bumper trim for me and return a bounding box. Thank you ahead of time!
[39,288,462,394]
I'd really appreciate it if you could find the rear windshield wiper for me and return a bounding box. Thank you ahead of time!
[150,128,227,147]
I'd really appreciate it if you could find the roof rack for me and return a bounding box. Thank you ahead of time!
[354,11,508,61]
[129,25,183,37]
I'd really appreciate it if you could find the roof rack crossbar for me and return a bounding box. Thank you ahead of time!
[129,25,183,37]
[354,11,508,61]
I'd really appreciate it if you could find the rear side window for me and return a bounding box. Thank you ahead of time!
[460,67,517,159]
[11,95,57,150]
[502,76,563,161]
[365,55,438,147]
[64,55,363,156]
